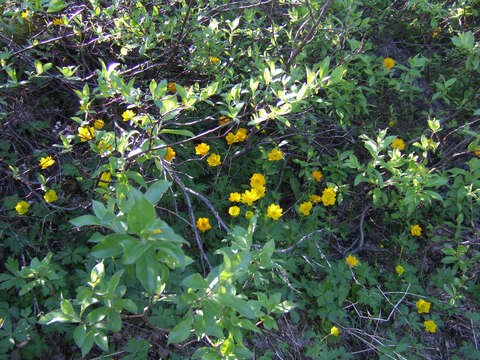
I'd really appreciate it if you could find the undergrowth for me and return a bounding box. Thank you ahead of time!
[0,0,479,359]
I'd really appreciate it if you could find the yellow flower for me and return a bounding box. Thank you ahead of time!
[384,57,395,70]
[395,265,404,275]
[411,224,422,236]
[250,173,266,189]
[236,128,248,142]
[98,172,112,187]
[94,119,104,130]
[122,110,136,122]
[391,138,405,151]
[164,147,176,162]
[388,120,396,127]
[228,206,240,217]
[195,143,210,156]
[245,211,254,219]
[226,128,248,144]
[229,192,242,202]
[196,218,211,232]
[15,201,30,215]
[209,56,220,64]
[0,317,3,328]
[267,204,283,220]
[39,156,55,170]
[219,116,230,125]
[309,194,321,203]
[416,299,431,314]
[225,132,237,145]
[432,27,440,38]
[52,18,64,26]
[474,148,480,157]
[241,189,259,206]
[424,320,437,333]
[321,187,336,206]
[312,170,323,182]
[299,201,313,216]
[268,148,283,161]
[152,229,163,234]
[345,254,359,267]
[78,126,95,142]
[207,153,221,167]
[330,326,340,336]
[254,186,266,199]
[167,82,176,93]
[21,10,30,19]
[44,189,58,203]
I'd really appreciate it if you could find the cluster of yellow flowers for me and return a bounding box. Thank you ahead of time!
[193,142,220,167]
[227,174,269,219]
[226,128,248,145]
[416,299,436,333]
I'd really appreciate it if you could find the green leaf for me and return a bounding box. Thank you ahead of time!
[85,307,109,324]
[109,311,122,332]
[73,325,87,348]
[136,252,159,294]
[121,240,151,265]
[70,215,100,227]
[80,330,95,358]
[182,273,208,290]
[92,200,108,219]
[113,298,138,314]
[126,171,147,188]
[127,196,155,234]
[215,294,260,319]
[167,316,192,344]
[106,270,124,296]
[441,256,457,264]
[159,129,194,137]
[61,298,77,318]
[38,310,74,325]
[145,180,171,204]
[91,234,130,258]
[94,331,109,351]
